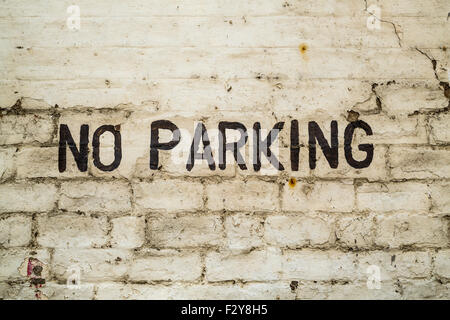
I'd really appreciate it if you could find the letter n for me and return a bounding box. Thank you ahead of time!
[308,121,338,169]
[58,124,89,172]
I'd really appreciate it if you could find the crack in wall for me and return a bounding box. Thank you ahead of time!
[363,0,402,48]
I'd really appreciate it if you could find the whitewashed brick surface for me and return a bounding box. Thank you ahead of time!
[0,0,449,300]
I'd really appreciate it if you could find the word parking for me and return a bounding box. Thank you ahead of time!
[58,119,374,173]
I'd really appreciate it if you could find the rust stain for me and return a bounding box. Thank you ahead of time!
[298,43,308,53]
[299,43,309,61]
[288,177,297,188]
[299,44,308,54]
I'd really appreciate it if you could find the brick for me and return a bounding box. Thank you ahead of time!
[0,215,32,247]
[206,180,278,212]
[353,114,427,145]
[377,0,449,17]
[430,113,450,144]
[265,215,333,247]
[19,97,53,110]
[95,282,296,300]
[281,249,356,281]
[205,248,282,281]
[356,182,430,213]
[0,282,95,300]
[52,248,132,281]
[224,214,264,251]
[94,282,168,299]
[433,50,449,80]
[400,279,450,300]
[111,216,145,248]
[336,215,376,248]
[12,0,441,19]
[390,146,450,179]
[0,183,57,212]
[282,180,354,213]
[94,282,169,300]
[167,282,296,300]
[129,250,202,281]
[357,251,433,280]
[16,146,85,178]
[42,283,95,300]
[0,114,53,145]
[134,180,203,212]
[148,215,223,248]
[0,147,16,181]
[5,47,435,81]
[4,16,410,49]
[284,250,431,283]
[430,182,450,213]
[374,214,447,248]
[296,282,401,300]
[148,79,370,115]
[0,79,372,115]
[398,18,448,48]
[377,84,448,116]
[37,215,108,248]
[434,250,450,279]
[59,181,131,213]
[0,0,364,19]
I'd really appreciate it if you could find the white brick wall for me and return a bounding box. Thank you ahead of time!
[0,0,449,300]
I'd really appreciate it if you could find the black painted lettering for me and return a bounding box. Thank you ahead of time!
[308,121,338,169]
[58,124,89,172]
[150,120,181,170]
[186,122,216,171]
[92,125,122,171]
[253,122,285,171]
[290,120,300,171]
[344,120,374,168]
[218,121,248,170]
